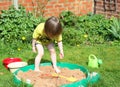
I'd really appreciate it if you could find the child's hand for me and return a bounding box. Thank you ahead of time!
[59,53,64,59]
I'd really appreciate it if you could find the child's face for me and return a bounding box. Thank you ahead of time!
[47,34,60,39]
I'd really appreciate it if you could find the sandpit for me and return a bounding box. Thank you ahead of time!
[17,66,86,87]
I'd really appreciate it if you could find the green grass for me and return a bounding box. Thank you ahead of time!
[0,43,120,87]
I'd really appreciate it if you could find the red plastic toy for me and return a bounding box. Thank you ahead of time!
[2,58,22,69]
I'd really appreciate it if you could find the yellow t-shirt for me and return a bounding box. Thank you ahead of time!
[33,23,62,45]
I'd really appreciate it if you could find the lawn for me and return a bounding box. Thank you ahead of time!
[0,43,120,87]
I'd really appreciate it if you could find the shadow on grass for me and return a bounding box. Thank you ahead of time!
[27,58,51,65]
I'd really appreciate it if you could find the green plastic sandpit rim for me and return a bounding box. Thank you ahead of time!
[13,62,100,87]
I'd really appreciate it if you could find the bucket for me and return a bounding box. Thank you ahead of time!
[8,62,28,73]
[2,58,22,69]
[13,62,100,87]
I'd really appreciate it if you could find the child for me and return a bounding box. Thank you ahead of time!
[32,16,64,73]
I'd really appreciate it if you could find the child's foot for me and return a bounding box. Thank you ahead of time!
[34,70,40,72]
[54,67,61,73]
[34,69,41,72]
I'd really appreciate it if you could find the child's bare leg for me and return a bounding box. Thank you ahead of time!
[34,44,44,72]
[47,43,60,73]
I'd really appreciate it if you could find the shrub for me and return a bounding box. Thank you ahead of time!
[60,12,112,45]
[59,11,77,27]
[0,5,45,44]
[75,13,112,44]
[108,17,120,40]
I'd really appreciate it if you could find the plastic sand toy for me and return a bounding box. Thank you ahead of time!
[52,73,77,82]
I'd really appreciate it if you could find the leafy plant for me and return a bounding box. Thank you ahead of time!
[63,27,81,45]
[59,11,77,27]
[0,5,45,44]
[108,17,120,40]
[61,12,112,45]
[76,13,112,44]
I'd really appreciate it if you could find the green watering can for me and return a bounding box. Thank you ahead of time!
[88,54,99,68]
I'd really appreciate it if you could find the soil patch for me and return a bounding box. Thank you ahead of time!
[17,66,86,87]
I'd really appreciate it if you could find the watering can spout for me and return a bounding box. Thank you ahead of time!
[88,54,99,68]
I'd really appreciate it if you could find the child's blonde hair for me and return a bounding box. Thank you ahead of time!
[44,16,62,38]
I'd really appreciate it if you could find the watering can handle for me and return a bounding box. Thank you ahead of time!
[89,54,97,60]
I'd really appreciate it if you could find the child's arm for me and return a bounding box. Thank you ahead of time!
[58,41,64,59]
[32,39,37,53]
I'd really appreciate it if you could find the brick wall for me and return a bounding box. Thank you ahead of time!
[0,0,93,17]
[94,0,120,17]
[0,0,12,13]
